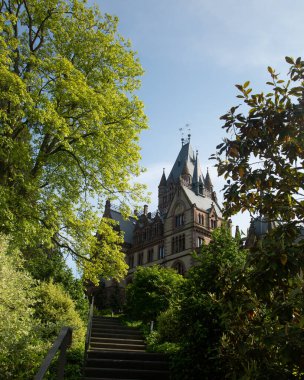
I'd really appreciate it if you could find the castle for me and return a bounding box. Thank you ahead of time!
[104,135,224,289]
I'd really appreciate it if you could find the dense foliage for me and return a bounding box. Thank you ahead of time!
[0,235,87,379]
[0,235,44,379]
[35,281,86,348]
[139,226,304,379]
[24,247,88,319]
[156,227,247,379]
[0,0,148,283]
[125,265,185,323]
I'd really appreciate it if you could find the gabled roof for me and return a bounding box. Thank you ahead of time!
[109,210,136,244]
[183,186,222,218]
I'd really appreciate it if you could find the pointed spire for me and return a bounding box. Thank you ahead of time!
[192,150,200,195]
[159,168,167,187]
[205,168,213,191]
[193,150,199,183]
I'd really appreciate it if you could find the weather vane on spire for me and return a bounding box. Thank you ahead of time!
[179,124,191,145]
[186,123,191,143]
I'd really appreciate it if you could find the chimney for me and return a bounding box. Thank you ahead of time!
[143,204,148,216]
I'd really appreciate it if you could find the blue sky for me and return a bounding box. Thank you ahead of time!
[92,0,304,234]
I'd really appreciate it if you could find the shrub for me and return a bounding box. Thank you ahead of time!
[35,281,86,349]
[0,235,45,379]
[125,265,185,323]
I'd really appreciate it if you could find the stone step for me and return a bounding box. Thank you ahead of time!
[85,317,170,379]
[85,358,169,370]
[91,327,141,334]
[90,342,146,351]
[88,347,146,353]
[83,367,170,379]
[91,332,143,340]
[87,351,167,362]
[90,337,145,345]
[92,320,124,324]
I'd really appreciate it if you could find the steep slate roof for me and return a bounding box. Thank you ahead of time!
[205,169,213,190]
[183,186,222,218]
[159,169,167,187]
[167,142,204,185]
[109,210,136,244]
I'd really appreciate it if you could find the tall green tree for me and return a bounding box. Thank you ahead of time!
[0,0,148,282]
[211,56,304,378]
[213,57,304,223]
[168,227,247,380]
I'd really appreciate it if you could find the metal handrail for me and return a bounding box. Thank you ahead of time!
[85,296,95,355]
[34,326,72,380]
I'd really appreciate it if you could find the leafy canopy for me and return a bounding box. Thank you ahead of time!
[213,57,304,222]
[0,0,148,282]
[125,265,185,323]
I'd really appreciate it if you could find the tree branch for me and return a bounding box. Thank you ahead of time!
[51,235,91,262]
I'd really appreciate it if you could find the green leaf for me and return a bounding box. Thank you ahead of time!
[244,80,250,88]
[285,56,294,64]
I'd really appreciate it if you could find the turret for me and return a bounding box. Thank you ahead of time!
[192,150,200,195]
[205,168,213,192]
[158,168,167,213]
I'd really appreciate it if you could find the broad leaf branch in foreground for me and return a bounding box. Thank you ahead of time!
[213,56,304,223]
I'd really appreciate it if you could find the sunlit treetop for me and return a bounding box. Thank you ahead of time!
[0,0,148,282]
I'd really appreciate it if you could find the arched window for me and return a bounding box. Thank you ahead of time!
[172,261,186,276]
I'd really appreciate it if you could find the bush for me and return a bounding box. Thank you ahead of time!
[23,247,89,321]
[157,307,181,343]
[35,281,86,349]
[125,265,185,323]
[0,235,45,379]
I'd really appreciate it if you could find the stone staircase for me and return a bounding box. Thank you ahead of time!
[83,316,170,380]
